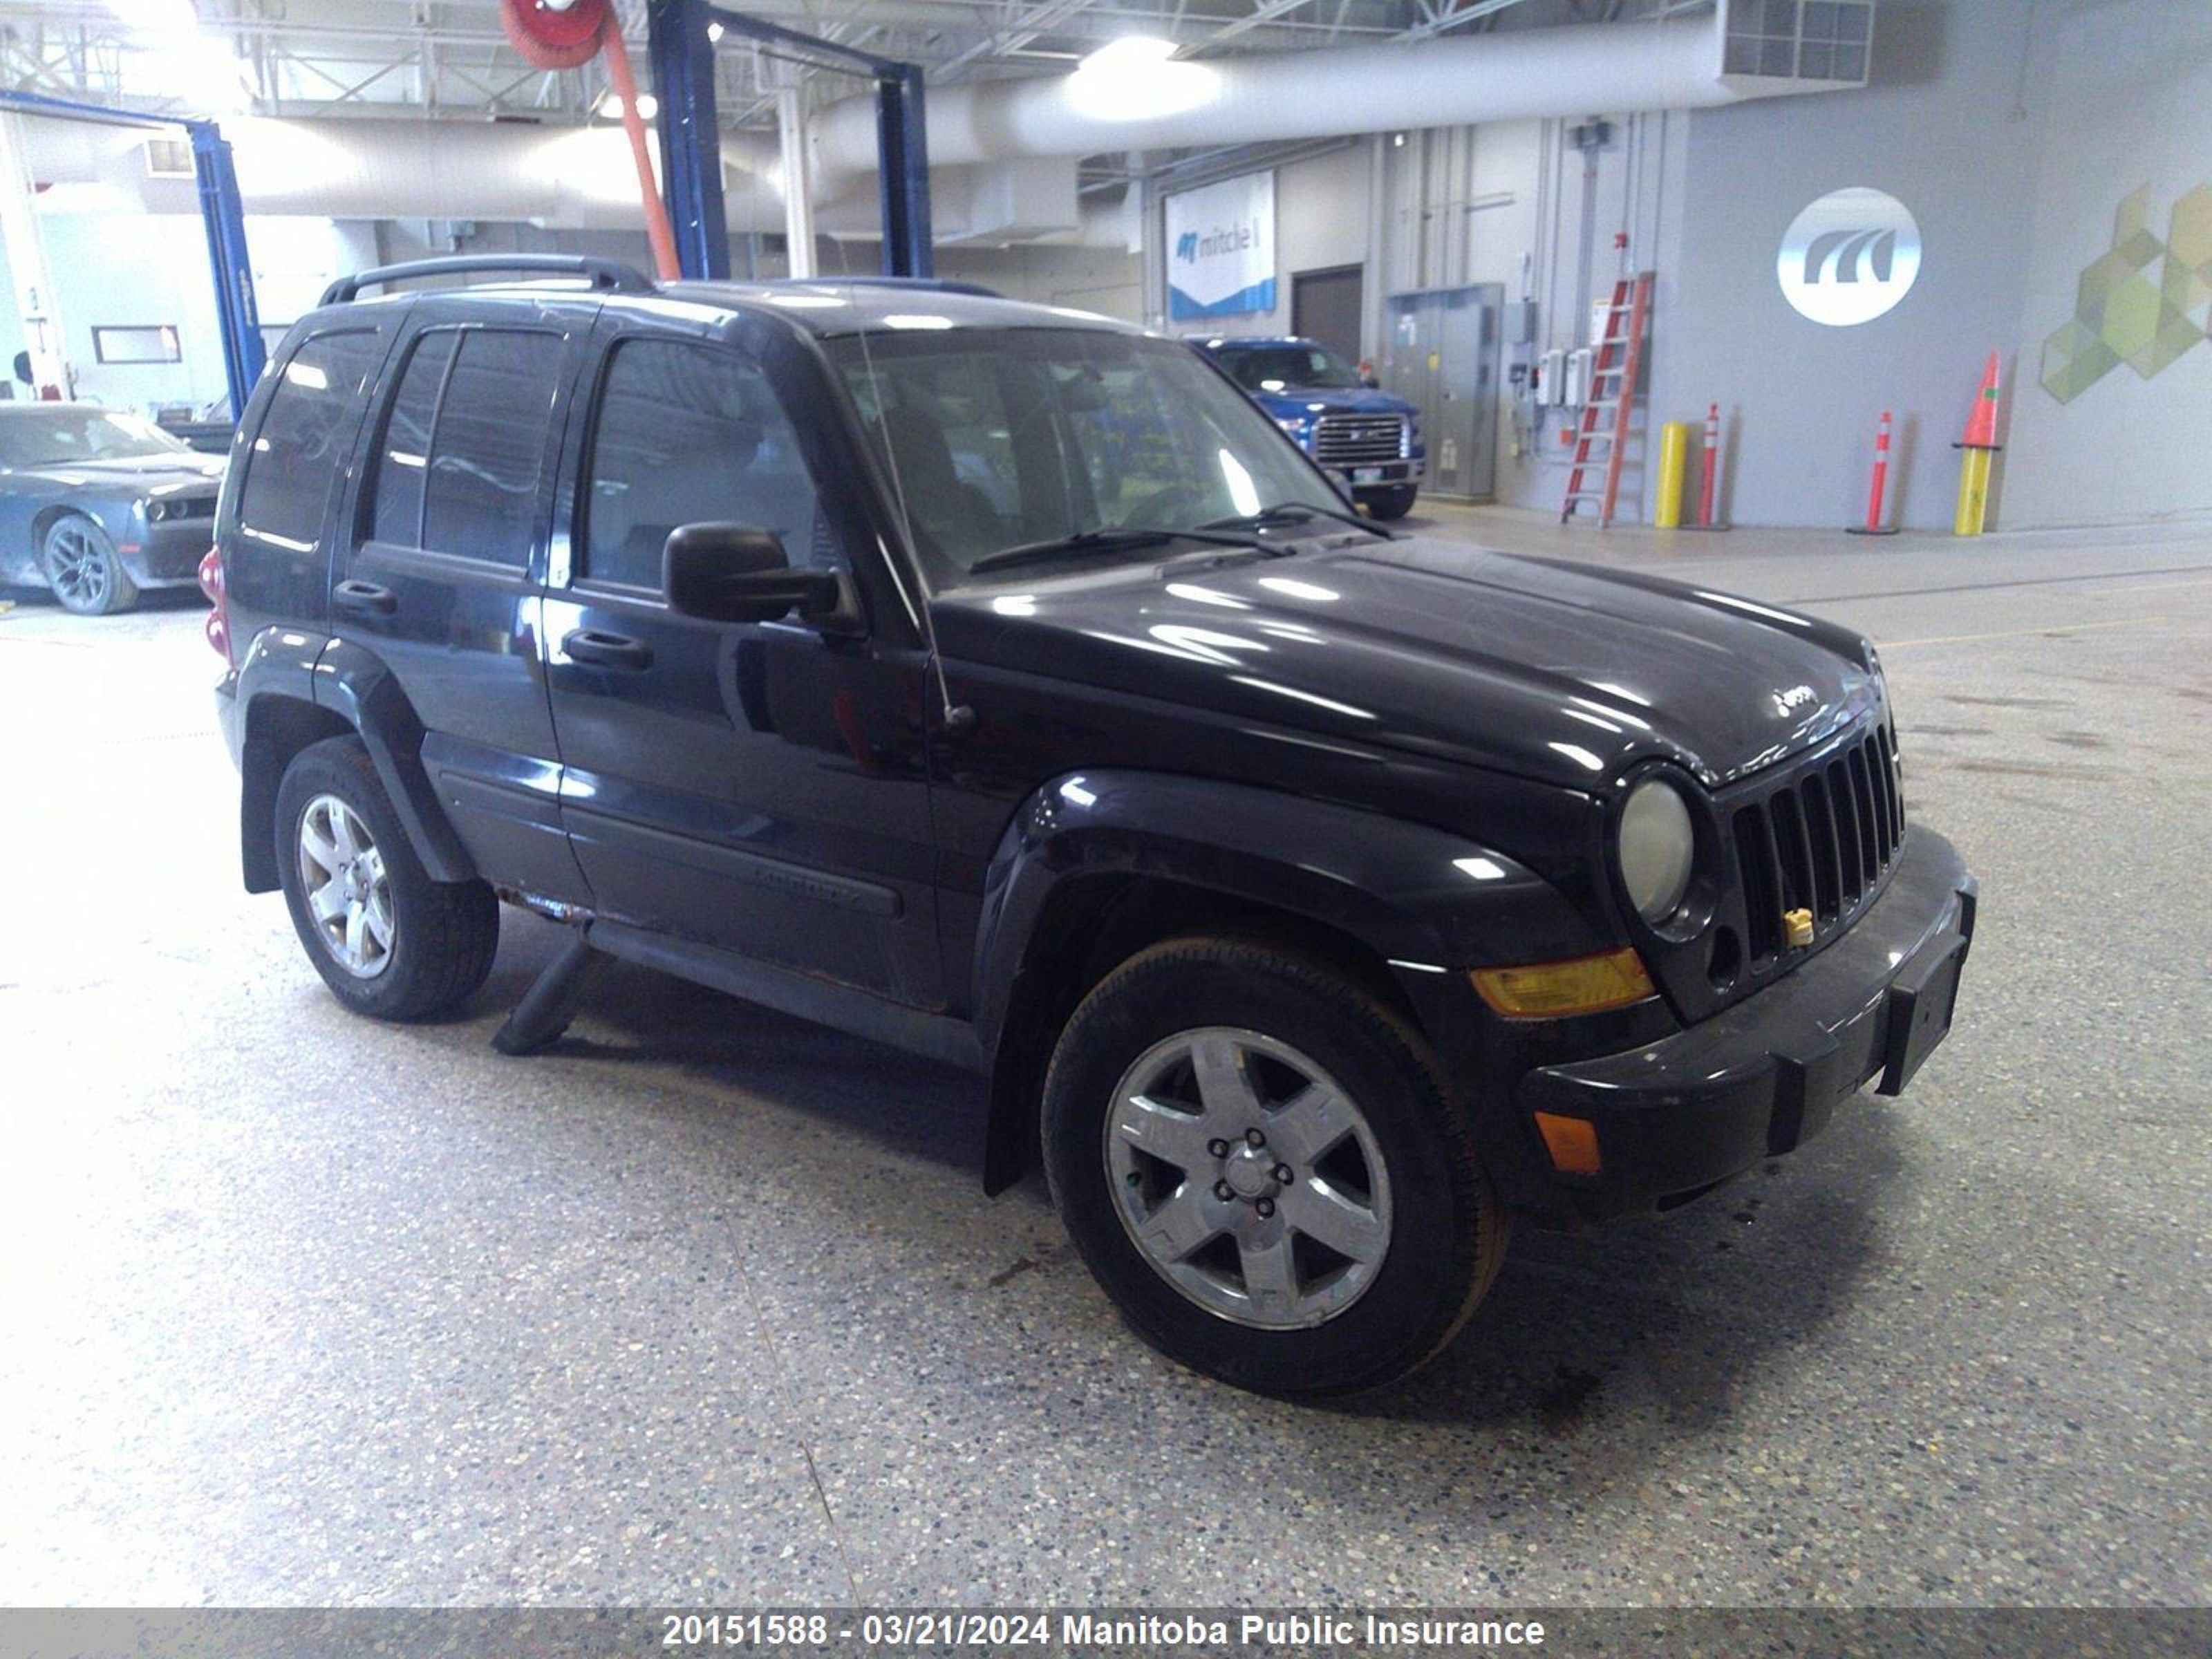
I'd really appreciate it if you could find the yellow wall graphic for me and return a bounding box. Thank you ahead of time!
[2042,182,2212,402]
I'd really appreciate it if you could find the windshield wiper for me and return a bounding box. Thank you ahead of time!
[1200,499,1393,538]
[968,525,1267,575]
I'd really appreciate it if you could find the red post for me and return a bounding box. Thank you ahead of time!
[1697,402,1720,527]
[1849,409,1901,536]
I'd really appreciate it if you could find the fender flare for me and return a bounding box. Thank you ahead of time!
[310,637,480,884]
[972,769,1609,1192]
[232,626,335,892]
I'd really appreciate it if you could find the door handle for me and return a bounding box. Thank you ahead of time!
[332,579,397,617]
[562,628,653,671]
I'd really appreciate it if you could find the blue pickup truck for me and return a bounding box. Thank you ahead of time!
[1193,335,1425,519]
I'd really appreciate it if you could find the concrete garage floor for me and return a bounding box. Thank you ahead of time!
[1,509,2208,1608]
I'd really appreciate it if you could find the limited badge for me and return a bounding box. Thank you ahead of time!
[1783,907,1815,948]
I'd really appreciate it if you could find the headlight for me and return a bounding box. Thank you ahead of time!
[1618,776,1695,924]
[146,498,167,521]
[1275,417,1306,435]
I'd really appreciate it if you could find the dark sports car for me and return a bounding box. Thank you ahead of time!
[0,404,227,615]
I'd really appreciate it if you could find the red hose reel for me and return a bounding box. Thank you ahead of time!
[497,0,680,279]
[499,0,609,71]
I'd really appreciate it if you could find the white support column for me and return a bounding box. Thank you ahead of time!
[0,113,68,398]
[776,88,816,279]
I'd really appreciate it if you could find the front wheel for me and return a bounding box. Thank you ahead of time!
[1358,484,1419,521]
[40,515,138,615]
[274,736,500,1020]
[1042,935,1509,1396]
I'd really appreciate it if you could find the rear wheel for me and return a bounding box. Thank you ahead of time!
[1358,484,1418,521]
[40,515,138,615]
[1042,935,1508,1396]
[274,736,499,1020]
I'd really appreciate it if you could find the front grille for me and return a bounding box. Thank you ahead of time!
[142,537,207,578]
[1730,722,1904,964]
[1311,413,1406,466]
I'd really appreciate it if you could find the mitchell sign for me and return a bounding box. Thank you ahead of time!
[1166,170,1277,321]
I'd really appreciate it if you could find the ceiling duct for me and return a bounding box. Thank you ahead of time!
[807,11,1868,184]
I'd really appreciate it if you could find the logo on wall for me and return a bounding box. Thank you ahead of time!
[2042,182,2212,403]
[1165,171,1277,321]
[1776,187,1922,326]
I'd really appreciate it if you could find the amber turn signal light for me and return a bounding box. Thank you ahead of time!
[1533,1111,1603,1175]
[1469,946,1658,1018]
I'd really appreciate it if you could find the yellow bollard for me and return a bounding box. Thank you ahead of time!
[1655,422,1690,529]
[1953,446,1992,536]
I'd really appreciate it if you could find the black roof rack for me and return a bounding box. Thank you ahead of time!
[320,255,653,307]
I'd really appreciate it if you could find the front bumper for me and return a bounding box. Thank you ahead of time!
[120,520,217,586]
[1518,825,1976,1222]
[1331,458,1424,489]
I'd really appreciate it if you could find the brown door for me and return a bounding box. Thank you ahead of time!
[1291,264,1365,364]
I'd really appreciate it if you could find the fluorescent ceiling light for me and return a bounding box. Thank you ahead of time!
[105,0,253,110]
[1077,35,1177,74]
[1069,35,1215,122]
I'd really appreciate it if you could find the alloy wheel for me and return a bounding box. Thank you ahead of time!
[297,794,395,978]
[1104,1026,1393,1329]
[46,522,112,612]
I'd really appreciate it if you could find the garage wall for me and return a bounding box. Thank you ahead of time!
[1999,0,2212,529]
[0,236,27,397]
[1378,120,1545,506]
[930,241,1143,321]
[1238,142,1371,339]
[1661,0,2043,531]
[1374,110,1684,512]
[36,215,225,413]
[2,213,372,417]
[373,218,1142,323]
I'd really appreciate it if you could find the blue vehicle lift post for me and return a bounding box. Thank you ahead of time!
[649,0,933,281]
[0,89,264,419]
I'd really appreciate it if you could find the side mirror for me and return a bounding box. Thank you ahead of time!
[663,523,841,625]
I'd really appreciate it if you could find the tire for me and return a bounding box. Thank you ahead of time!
[1042,935,1509,1396]
[274,735,499,1021]
[39,514,138,616]
[1358,485,1418,522]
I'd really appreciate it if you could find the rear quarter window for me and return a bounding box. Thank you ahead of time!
[236,330,384,553]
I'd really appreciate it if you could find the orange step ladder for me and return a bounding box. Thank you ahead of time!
[1559,270,1655,527]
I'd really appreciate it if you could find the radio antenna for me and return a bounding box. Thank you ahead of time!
[829,236,974,733]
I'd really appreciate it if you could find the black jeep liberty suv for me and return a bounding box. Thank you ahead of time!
[207,256,1976,1396]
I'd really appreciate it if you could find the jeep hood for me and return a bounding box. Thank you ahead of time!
[932,536,1882,794]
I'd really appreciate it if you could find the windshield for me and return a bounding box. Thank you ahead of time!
[0,407,191,468]
[1214,341,1363,393]
[830,328,1337,585]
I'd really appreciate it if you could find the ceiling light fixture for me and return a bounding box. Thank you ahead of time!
[1076,35,1177,75]
[1069,34,1215,122]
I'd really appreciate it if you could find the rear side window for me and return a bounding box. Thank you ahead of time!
[368,331,456,545]
[237,330,383,552]
[422,330,563,566]
[582,338,834,591]
[362,327,563,566]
